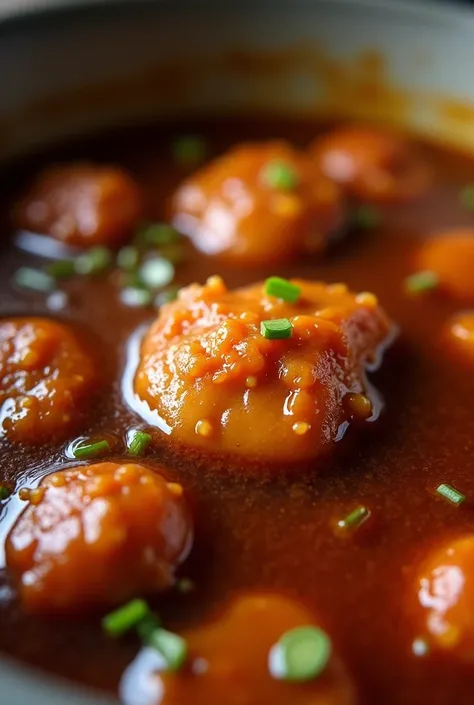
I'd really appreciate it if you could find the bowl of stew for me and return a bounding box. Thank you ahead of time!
[3,1,474,703]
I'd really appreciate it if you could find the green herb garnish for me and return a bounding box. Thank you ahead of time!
[404,270,439,294]
[269,626,332,682]
[139,258,175,289]
[172,135,207,167]
[127,430,152,457]
[102,599,150,637]
[436,483,466,506]
[337,506,370,531]
[0,486,11,500]
[264,276,301,303]
[75,247,112,275]
[14,267,55,293]
[260,318,293,340]
[261,160,299,191]
[72,439,110,460]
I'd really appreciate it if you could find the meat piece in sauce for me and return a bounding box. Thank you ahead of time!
[416,535,474,661]
[310,125,431,203]
[16,164,143,247]
[122,593,356,705]
[444,312,474,360]
[5,462,193,613]
[0,317,98,444]
[419,230,474,300]
[134,276,393,463]
[170,141,345,265]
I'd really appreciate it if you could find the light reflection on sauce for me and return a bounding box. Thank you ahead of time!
[121,325,172,435]
[120,646,165,705]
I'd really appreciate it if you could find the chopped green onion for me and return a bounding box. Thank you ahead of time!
[102,598,150,637]
[159,244,185,265]
[72,439,110,460]
[460,184,474,211]
[261,160,299,191]
[337,506,370,531]
[176,577,195,594]
[155,286,180,308]
[264,276,301,303]
[353,204,381,229]
[136,223,180,247]
[136,612,161,641]
[14,267,55,293]
[127,430,152,457]
[117,246,140,272]
[47,259,76,279]
[139,258,175,289]
[0,486,11,500]
[269,626,332,682]
[121,287,153,308]
[172,135,207,166]
[404,270,439,294]
[260,318,293,340]
[146,628,188,672]
[436,483,466,506]
[75,247,112,275]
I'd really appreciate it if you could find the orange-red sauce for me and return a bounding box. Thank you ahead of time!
[1,117,474,704]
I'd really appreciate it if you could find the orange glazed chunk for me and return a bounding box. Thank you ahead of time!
[17,163,143,247]
[416,535,474,661]
[419,231,474,301]
[310,125,431,203]
[0,317,97,444]
[144,594,356,705]
[444,311,474,361]
[134,277,393,463]
[5,462,193,613]
[170,141,345,265]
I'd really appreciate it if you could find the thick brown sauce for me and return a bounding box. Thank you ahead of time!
[2,117,474,704]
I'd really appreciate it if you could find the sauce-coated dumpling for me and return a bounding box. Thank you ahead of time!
[0,317,97,444]
[6,462,193,613]
[148,594,356,705]
[415,535,474,661]
[419,230,474,301]
[170,141,344,265]
[310,125,431,203]
[134,276,393,463]
[17,163,143,247]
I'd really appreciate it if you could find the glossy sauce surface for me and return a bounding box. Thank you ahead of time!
[2,118,474,704]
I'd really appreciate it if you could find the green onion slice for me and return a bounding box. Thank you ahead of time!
[460,184,474,211]
[260,318,293,340]
[264,276,301,303]
[261,160,299,191]
[121,287,153,308]
[269,626,332,682]
[102,598,150,637]
[337,506,370,531]
[0,486,11,500]
[146,628,188,672]
[14,267,55,293]
[404,270,439,294]
[117,246,140,272]
[136,223,181,248]
[172,135,207,166]
[47,259,76,279]
[176,577,195,594]
[353,204,381,229]
[75,247,112,275]
[139,258,175,289]
[127,430,152,457]
[436,483,466,506]
[72,439,110,460]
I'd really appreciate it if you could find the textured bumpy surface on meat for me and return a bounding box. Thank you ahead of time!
[171,141,344,265]
[17,163,143,247]
[6,462,193,613]
[134,276,393,463]
[0,317,97,444]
